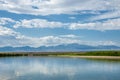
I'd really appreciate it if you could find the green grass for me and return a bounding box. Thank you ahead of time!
[0,51,120,57]
[81,51,120,56]
[52,51,120,56]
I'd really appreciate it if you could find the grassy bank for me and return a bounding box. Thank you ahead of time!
[0,51,120,57]
[66,51,120,56]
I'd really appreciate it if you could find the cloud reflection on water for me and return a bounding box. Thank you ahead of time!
[0,57,120,80]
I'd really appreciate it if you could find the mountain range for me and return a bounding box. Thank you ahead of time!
[0,44,120,52]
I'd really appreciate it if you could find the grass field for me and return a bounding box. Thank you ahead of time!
[0,51,120,57]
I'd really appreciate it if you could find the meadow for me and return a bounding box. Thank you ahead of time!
[0,51,120,57]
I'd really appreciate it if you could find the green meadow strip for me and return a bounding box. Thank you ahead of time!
[0,51,120,57]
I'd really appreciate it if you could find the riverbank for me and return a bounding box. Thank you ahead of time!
[0,51,120,60]
[56,55,120,60]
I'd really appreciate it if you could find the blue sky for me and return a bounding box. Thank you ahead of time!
[0,0,120,47]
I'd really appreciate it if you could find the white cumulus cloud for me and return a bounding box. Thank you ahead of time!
[0,17,15,25]
[0,26,17,36]
[1,17,120,31]
[13,19,65,28]
[0,26,118,47]
[69,18,120,31]
[0,0,119,16]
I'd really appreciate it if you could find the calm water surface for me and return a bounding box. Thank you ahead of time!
[0,57,120,80]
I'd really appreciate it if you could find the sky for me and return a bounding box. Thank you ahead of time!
[0,0,120,47]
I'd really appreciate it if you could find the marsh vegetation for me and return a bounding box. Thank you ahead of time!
[0,51,120,57]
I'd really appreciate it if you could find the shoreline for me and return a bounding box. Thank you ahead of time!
[55,55,120,59]
[0,51,120,60]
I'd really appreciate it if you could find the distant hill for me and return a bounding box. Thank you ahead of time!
[0,44,120,52]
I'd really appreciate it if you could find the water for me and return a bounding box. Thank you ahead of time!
[0,57,120,80]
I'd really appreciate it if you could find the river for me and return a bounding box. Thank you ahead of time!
[0,57,120,80]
